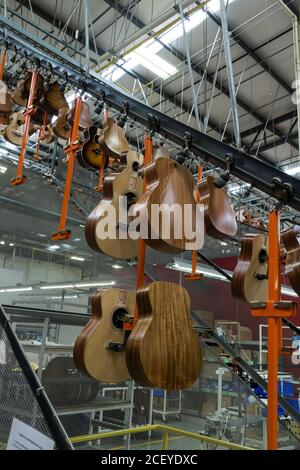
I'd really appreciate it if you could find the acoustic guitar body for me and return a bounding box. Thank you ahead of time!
[12,80,27,106]
[74,289,134,383]
[53,106,71,140]
[41,124,55,144]
[281,228,300,297]
[126,281,202,390]
[198,175,237,238]
[3,112,34,145]
[20,72,45,104]
[0,81,12,122]
[78,126,108,170]
[38,82,67,115]
[99,117,129,158]
[86,150,143,259]
[42,356,99,405]
[231,233,268,303]
[68,101,92,131]
[135,156,204,254]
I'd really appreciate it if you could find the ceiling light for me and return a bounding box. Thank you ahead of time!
[37,233,47,238]
[0,287,33,293]
[79,224,85,228]
[128,49,178,79]
[40,284,75,290]
[49,295,78,299]
[168,259,229,281]
[0,240,5,245]
[112,264,122,270]
[70,256,85,262]
[9,243,14,247]
[285,166,300,176]
[48,245,60,251]
[75,281,115,288]
[0,164,7,174]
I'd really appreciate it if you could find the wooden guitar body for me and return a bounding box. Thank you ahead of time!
[53,106,71,140]
[74,289,135,383]
[68,101,92,130]
[126,281,202,390]
[99,117,129,158]
[86,150,143,259]
[3,112,34,145]
[77,126,108,170]
[281,228,300,297]
[198,175,237,238]
[41,124,55,144]
[20,72,45,104]
[38,82,67,115]
[12,80,27,106]
[42,356,99,405]
[135,156,204,254]
[0,81,12,124]
[231,233,268,302]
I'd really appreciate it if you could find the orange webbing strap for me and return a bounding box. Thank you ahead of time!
[0,49,6,81]
[95,155,105,192]
[10,70,37,186]
[124,134,152,331]
[51,97,82,240]
[34,111,47,161]
[185,164,202,281]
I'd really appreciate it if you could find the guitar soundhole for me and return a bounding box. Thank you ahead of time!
[259,248,268,264]
[112,308,128,330]
[132,161,139,172]
[123,192,137,211]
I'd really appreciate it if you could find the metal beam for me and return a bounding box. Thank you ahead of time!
[254,131,298,152]
[104,0,298,150]
[1,20,300,212]
[239,110,296,140]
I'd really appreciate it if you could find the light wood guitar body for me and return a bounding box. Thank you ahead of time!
[126,281,202,390]
[99,117,129,158]
[281,227,300,297]
[231,233,268,302]
[74,289,135,383]
[85,150,143,259]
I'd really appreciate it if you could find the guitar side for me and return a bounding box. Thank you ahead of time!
[281,228,300,297]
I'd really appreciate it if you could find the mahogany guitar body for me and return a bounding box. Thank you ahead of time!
[135,156,204,254]
[86,150,143,259]
[231,233,268,303]
[74,289,135,383]
[198,175,237,238]
[99,117,129,158]
[281,228,300,297]
[126,281,202,390]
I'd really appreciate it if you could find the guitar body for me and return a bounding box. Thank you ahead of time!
[38,82,67,115]
[74,289,135,383]
[99,117,129,158]
[12,80,27,106]
[42,356,99,405]
[3,112,34,145]
[53,106,71,140]
[41,124,55,144]
[20,72,45,104]
[77,126,108,170]
[231,233,268,302]
[135,156,204,254]
[86,150,143,259]
[126,281,202,390]
[281,228,300,296]
[68,101,92,130]
[32,108,52,126]
[0,81,12,123]
[198,175,237,238]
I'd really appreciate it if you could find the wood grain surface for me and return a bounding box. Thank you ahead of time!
[86,150,143,259]
[198,175,237,238]
[74,289,135,383]
[281,228,300,297]
[126,281,202,390]
[77,125,107,170]
[231,233,268,302]
[99,117,129,158]
[134,156,204,254]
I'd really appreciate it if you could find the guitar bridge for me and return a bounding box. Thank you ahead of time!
[106,342,125,352]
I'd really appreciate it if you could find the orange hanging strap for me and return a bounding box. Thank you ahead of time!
[34,111,47,161]
[51,97,82,241]
[124,134,152,331]
[11,70,37,186]
[95,155,105,192]
[185,164,203,281]
[0,49,6,81]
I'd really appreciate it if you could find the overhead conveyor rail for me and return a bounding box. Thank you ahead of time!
[1,17,300,210]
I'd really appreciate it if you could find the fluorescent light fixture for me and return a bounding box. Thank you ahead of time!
[168,259,229,281]
[9,243,14,247]
[70,256,85,262]
[0,164,7,174]
[0,240,5,245]
[285,166,300,176]
[112,264,122,270]
[0,287,33,293]
[49,295,78,299]
[75,281,115,288]
[79,224,85,228]
[40,284,75,290]
[48,245,60,251]
[37,233,47,238]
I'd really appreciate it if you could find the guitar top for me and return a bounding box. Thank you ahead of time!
[98,117,129,158]
[198,175,237,238]
[126,281,202,390]
[231,233,268,303]
[74,289,135,383]
[86,150,143,259]
[78,125,108,170]
[38,82,67,115]
[53,106,71,140]
[3,112,34,146]
[135,156,204,254]
[281,227,300,297]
